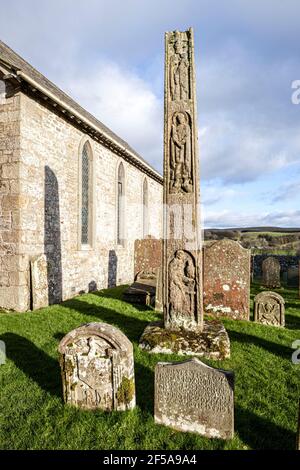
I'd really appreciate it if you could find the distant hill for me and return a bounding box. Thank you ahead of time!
[206,227,300,233]
[204,227,300,255]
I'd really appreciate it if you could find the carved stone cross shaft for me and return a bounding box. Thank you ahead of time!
[162,28,203,331]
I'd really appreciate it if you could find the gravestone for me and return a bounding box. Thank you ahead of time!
[134,238,162,280]
[262,256,281,288]
[139,28,230,359]
[203,240,250,320]
[58,322,135,411]
[253,291,285,327]
[30,254,48,309]
[155,358,234,440]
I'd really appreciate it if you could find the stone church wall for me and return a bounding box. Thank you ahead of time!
[0,86,162,311]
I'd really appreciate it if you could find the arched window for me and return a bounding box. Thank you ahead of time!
[80,141,93,246]
[117,162,125,246]
[142,178,149,238]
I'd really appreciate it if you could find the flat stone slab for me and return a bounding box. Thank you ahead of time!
[155,358,234,440]
[139,320,230,360]
[123,281,156,306]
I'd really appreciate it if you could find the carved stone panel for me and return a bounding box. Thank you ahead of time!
[169,30,190,102]
[167,250,197,330]
[254,291,285,327]
[155,358,234,440]
[262,257,281,288]
[203,240,250,320]
[30,254,49,310]
[134,238,162,280]
[169,111,193,194]
[58,322,135,411]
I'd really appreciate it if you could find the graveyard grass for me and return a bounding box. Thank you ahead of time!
[0,283,299,450]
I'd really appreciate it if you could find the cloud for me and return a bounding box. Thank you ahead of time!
[57,60,163,169]
[203,208,300,228]
[271,180,300,203]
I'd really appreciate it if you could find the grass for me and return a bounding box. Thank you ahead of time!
[0,283,299,450]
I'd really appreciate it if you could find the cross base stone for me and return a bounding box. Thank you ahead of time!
[139,319,230,360]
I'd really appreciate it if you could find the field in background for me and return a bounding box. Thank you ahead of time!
[204,227,300,255]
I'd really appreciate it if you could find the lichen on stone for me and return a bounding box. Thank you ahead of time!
[116,376,135,405]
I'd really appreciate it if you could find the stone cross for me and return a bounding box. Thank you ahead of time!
[162,28,203,331]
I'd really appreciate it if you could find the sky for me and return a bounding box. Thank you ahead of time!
[1,0,300,228]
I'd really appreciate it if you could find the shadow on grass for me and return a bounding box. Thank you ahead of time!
[0,332,62,399]
[90,288,157,315]
[134,361,154,414]
[227,329,292,358]
[61,297,153,343]
[235,406,295,450]
[285,313,300,330]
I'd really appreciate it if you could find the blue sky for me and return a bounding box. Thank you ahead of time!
[1,0,300,228]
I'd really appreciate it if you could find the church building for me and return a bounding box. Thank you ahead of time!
[0,41,163,311]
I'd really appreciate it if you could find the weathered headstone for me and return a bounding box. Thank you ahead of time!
[203,240,250,320]
[155,358,234,440]
[30,254,49,309]
[253,291,285,327]
[134,238,162,280]
[262,256,281,288]
[139,28,230,359]
[58,322,135,411]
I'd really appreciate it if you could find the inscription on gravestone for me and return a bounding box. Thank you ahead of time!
[155,358,234,440]
[58,322,135,411]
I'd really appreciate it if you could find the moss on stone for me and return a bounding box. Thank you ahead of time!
[116,376,135,405]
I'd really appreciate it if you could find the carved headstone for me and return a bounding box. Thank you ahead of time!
[163,28,203,331]
[254,291,285,327]
[155,358,234,439]
[58,322,135,411]
[134,238,162,280]
[203,240,250,320]
[30,254,49,309]
[262,256,281,288]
